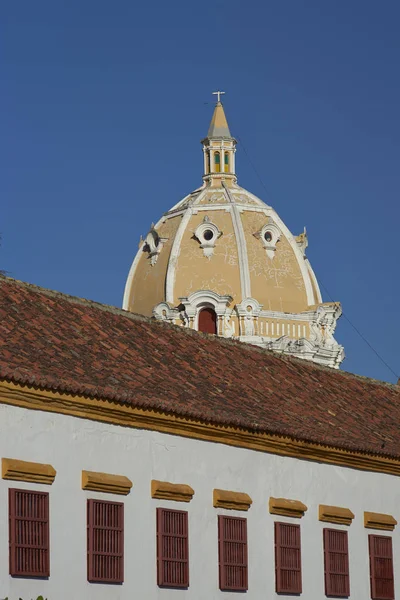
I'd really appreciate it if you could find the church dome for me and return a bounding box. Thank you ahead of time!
[123,95,344,368]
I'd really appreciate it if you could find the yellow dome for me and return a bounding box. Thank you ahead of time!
[123,98,344,368]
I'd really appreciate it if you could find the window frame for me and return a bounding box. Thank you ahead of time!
[9,487,50,578]
[214,151,221,172]
[87,498,124,584]
[224,152,230,172]
[218,514,248,591]
[369,534,395,600]
[274,521,302,594]
[156,507,189,588]
[323,528,350,597]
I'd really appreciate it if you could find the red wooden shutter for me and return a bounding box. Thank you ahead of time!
[323,528,350,597]
[9,488,50,577]
[157,508,189,588]
[275,522,302,594]
[218,515,248,591]
[87,499,124,583]
[369,534,394,600]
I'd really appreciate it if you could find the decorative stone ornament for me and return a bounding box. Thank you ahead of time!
[193,216,222,258]
[82,470,133,495]
[254,220,281,259]
[2,457,56,485]
[151,480,195,502]
[364,511,397,531]
[269,497,308,518]
[213,489,253,511]
[152,302,178,323]
[235,298,263,338]
[142,224,168,266]
[178,290,233,332]
[296,227,308,256]
[319,504,355,526]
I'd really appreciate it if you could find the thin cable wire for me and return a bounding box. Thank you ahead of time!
[318,280,399,381]
[236,131,399,381]
[236,135,273,203]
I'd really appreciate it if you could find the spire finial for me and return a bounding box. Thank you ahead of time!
[212,90,225,103]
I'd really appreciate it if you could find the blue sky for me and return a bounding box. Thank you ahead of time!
[2,1,399,383]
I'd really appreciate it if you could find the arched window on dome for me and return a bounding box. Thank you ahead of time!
[214,152,221,173]
[224,152,229,173]
[198,307,217,335]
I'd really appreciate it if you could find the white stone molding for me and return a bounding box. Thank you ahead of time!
[305,258,323,304]
[295,227,308,256]
[152,302,179,323]
[253,219,282,259]
[193,216,222,258]
[222,313,235,338]
[222,182,251,299]
[265,336,345,369]
[165,187,211,304]
[235,298,263,317]
[123,214,167,310]
[142,225,168,266]
[165,207,191,303]
[233,301,344,368]
[178,290,233,335]
[229,184,271,208]
[309,303,342,348]
[265,208,316,307]
[256,301,344,369]
[235,298,263,338]
[191,206,232,213]
[167,185,205,213]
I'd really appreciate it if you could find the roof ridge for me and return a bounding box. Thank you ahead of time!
[0,275,398,391]
[0,275,149,323]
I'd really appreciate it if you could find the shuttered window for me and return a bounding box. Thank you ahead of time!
[218,515,248,591]
[87,499,124,583]
[369,534,394,600]
[9,488,50,577]
[275,522,302,594]
[157,508,189,588]
[323,528,350,597]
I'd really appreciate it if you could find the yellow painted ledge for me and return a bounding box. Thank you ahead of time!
[364,511,397,531]
[151,480,194,502]
[319,504,354,526]
[213,489,252,511]
[1,380,400,477]
[2,457,56,485]
[82,470,132,496]
[269,497,307,518]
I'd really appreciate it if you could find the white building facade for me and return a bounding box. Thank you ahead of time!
[0,400,398,600]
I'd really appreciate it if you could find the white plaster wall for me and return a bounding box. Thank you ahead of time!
[0,403,399,600]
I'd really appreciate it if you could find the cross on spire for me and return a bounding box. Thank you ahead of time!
[212,90,225,103]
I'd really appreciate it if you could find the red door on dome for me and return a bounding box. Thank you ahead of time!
[198,308,217,334]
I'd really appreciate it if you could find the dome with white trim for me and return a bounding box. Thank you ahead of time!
[123,97,344,368]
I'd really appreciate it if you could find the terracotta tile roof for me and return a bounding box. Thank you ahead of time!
[0,277,399,458]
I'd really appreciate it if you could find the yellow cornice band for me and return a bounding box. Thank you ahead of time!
[319,504,354,526]
[82,470,132,495]
[2,457,56,485]
[364,511,397,531]
[1,380,400,476]
[213,489,252,511]
[151,480,194,502]
[269,497,307,518]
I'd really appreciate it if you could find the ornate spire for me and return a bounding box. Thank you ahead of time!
[202,92,237,184]
[207,92,232,139]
